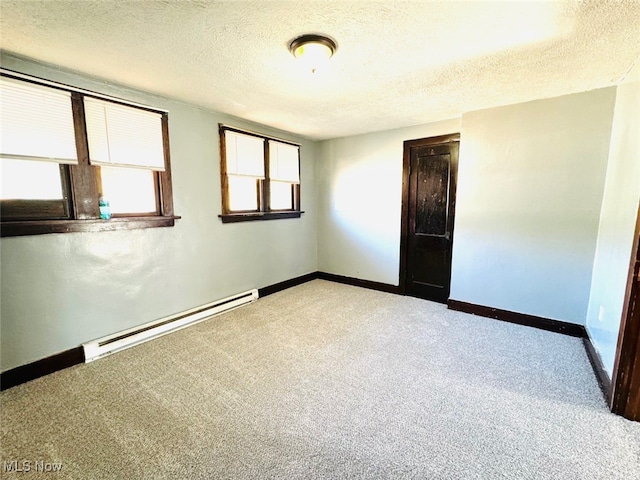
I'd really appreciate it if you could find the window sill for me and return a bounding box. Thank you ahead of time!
[1,215,181,237]
[219,211,303,223]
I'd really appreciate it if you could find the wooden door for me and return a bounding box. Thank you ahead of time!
[400,134,459,303]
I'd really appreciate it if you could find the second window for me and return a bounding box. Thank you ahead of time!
[219,125,301,221]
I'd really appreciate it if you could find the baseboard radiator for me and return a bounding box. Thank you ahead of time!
[83,289,259,363]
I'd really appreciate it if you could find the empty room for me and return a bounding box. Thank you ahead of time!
[1,1,639,478]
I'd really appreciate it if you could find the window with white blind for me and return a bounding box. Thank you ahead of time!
[1,76,78,164]
[268,140,300,211]
[219,125,301,222]
[0,71,177,237]
[84,98,165,170]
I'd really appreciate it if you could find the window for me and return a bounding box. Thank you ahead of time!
[219,125,301,223]
[0,71,177,237]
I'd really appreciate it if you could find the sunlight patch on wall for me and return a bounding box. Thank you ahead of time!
[331,160,400,263]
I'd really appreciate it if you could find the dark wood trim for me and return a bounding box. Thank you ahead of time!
[152,170,162,215]
[404,134,461,147]
[219,124,231,214]
[262,140,271,212]
[70,91,101,220]
[399,141,411,294]
[1,347,84,391]
[447,299,587,337]
[294,182,301,211]
[258,271,403,297]
[317,272,401,295]
[1,216,180,237]
[219,211,303,223]
[257,178,264,212]
[611,204,640,420]
[219,124,300,147]
[583,335,612,401]
[159,113,175,217]
[399,133,461,294]
[258,272,319,297]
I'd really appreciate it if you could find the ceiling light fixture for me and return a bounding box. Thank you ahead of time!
[289,34,337,74]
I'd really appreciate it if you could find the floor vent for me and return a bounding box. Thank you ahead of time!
[82,289,258,362]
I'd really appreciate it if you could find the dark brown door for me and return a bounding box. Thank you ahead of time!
[400,135,459,303]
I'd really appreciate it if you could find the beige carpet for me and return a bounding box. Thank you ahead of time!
[1,280,639,479]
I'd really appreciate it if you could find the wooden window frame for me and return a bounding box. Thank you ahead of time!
[218,124,302,223]
[0,71,179,237]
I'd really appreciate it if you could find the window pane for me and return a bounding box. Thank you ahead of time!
[0,158,63,200]
[270,181,293,210]
[100,166,157,214]
[228,175,258,211]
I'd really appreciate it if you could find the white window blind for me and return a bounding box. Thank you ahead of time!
[268,141,300,183]
[224,131,265,178]
[0,76,78,164]
[84,97,165,171]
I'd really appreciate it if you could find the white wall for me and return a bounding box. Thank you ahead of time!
[586,62,640,376]
[450,89,616,324]
[317,120,461,285]
[0,54,318,371]
[316,89,616,328]
[1,54,628,373]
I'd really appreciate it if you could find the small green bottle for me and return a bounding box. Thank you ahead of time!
[99,197,111,220]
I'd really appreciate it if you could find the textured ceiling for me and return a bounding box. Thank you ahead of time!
[1,1,639,140]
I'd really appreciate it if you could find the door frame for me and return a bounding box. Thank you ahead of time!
[399,133,460,294]
[610,204,640,420]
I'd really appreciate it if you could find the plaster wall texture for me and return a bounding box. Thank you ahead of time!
[450,88,616,325]
[0,55,318,371]
[586,61,640,376]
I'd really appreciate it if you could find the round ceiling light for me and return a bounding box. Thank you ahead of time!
[289,34,337,73]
